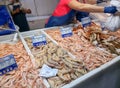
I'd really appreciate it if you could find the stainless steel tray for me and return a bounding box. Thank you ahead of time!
[1,28,120,88]
[22,28,120,88]
[20,29,54,88]
[20,28,78,88]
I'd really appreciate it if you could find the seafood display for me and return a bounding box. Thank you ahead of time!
[98,37,120,55]
[25,37,87,88]
[80,23,120,55]
[45,23,116,70]
[0,22,119,88]
[0,41,45,88]
[103,30,120,55]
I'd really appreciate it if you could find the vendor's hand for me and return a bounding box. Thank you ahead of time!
[15,8,20,13]
[104,6,117,14]
[26,9,31,14]
[21,9,31,14]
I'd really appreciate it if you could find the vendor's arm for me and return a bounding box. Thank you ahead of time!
[68,0,103,12]
[68,0,117,13]
[19,2,31,14]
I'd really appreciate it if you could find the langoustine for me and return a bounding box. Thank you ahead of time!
[0,41,46,88]
[81,23,120,55]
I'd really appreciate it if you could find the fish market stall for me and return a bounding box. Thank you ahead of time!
[0,0,120,88]
[20,26,120,88]
[0,21,120,88]
[0,25,120,88]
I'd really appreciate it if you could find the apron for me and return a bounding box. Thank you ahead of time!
[45,10,75,27]
[45,0,89,28]
[12,4,30,32]
[45,11,89,28]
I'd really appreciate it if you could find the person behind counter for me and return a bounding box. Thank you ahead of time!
[8,0,31,32]
[45,0,118,27]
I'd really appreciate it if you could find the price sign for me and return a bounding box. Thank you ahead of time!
[39,64,58,78]
[81,17,91,27]
[32,34,47,47]
[60,27,73,38]
[0,54,18,76]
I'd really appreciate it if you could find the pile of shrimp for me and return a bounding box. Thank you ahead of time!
[45,25,116,71]
[0,41,46,88]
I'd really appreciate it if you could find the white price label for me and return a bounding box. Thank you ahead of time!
[32,34,47,47]
[60,27,73,38]
[0,54,18,76]
[81,17,91,27]
[39,64,58,78]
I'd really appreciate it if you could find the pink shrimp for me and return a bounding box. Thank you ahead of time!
[0,41,46,88]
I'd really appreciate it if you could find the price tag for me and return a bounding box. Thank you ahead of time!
[81,17,91,27]
[32,34,47,47]
[39,64,58,78]
[60,27,73,38]
[0,54,18,76]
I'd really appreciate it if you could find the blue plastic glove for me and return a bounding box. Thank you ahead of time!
[104,6,117,14]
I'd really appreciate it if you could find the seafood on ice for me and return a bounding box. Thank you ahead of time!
[25,38,87,88]
[79,23,120,55]
[0,41,45,88]
[76,22,120,55]
[45,23,117,71]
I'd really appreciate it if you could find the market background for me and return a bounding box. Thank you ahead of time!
[20,0,59,29]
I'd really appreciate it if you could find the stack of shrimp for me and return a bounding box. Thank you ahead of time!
[45,24,116,71]
[0,41,46,88]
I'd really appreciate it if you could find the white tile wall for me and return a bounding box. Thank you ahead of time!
[20,0,58,16]
[35,0,58,16]
[20,0,37,17]
[20,0,59,29]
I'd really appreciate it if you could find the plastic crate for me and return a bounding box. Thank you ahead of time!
[0,5,16,35]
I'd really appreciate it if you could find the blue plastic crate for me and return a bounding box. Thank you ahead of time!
[0,5,16,36]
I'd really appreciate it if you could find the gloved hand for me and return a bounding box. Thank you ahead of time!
[104,6,117,14]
